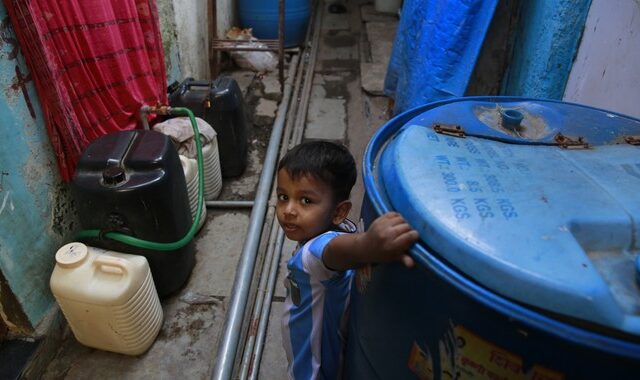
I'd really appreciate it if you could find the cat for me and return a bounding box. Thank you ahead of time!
[225,26,254,41]
[224,27,278,72]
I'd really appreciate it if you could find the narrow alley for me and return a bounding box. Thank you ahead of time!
[31,1,399,378]
[2,1,640,380]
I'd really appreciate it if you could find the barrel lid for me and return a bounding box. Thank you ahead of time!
[373,98,640,336]
[56,242,89,267]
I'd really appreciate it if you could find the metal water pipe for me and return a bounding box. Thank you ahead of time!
[211,54,299,380]
[243,0,324,376]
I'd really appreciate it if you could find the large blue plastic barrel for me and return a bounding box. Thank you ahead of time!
[346,97,640,379]
[238,0,310,47]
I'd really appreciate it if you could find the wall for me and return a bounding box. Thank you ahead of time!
[0,4,75,334]
[158,0,183,84]
[501,0,592,99]
[171,0,211,80]
[157,0,236,84]
[466,0,520,96]
[216,0,235,39]
[563,0,640,119]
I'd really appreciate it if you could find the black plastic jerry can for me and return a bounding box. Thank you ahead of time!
[168,77,249,178]
[72,130,195,297]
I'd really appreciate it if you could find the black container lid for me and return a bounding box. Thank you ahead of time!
[102,166,126,185]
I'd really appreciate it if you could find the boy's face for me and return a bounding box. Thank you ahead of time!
[276,169,339,242]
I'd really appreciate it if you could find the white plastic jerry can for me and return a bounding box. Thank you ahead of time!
[202,139,223,200]
[50,242,163,355]
[180,155,207,232]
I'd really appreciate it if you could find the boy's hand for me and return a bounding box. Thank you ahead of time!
[359,212,419,268]
[323,212,420,271]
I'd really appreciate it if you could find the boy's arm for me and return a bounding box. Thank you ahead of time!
[322,212,419,271]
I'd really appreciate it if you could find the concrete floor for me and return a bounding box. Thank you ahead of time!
[36,1,398,379]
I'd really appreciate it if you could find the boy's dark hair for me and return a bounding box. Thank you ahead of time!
[278,141,357,203]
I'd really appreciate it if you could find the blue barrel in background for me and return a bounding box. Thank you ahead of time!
[238,0,310,47]
[346,97,640,379]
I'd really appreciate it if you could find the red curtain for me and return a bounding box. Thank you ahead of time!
[3,0,167,181]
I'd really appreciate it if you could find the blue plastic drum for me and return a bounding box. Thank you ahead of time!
[346,97,640,379]
[238,0,310,47]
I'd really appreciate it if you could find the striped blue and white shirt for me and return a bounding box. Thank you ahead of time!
[282,221,356,380]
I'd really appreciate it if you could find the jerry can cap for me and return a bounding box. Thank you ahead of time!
[102,166,126,185]
[56,242,89,267]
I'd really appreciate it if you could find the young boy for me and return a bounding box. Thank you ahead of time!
[277,141,418,379]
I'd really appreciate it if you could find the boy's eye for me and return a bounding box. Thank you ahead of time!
[301,197,312,205]
[277,194,288,201]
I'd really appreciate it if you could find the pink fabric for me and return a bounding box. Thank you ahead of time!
[4,0,167,180]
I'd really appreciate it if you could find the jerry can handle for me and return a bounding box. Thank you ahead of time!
[94,255,128,275]
[185,79,214,90]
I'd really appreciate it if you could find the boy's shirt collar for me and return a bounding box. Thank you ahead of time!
[296,218,357,247]
[334,218,357,234]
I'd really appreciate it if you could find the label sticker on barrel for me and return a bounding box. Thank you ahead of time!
[408,341,434,380]
[355,264,372,294]
[438,324,564,380]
